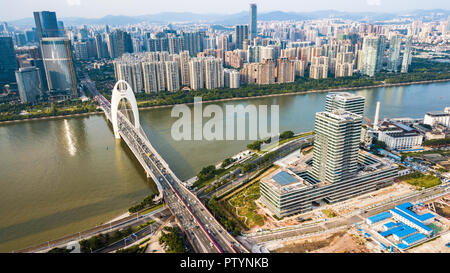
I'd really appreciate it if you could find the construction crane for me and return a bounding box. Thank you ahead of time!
[365,117,372,127]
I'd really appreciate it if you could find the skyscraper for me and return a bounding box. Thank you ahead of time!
[141,62,159,93]
[114,59,142,93]
[235,25,248,50]
[203,57,224,89]
[249,4,257,40]
[40,37,77,97]
[311,109,363,184]
[0,36,18,84]
[165,61,180,92]
[325,92,365,116]
[189,58,204,90]
[401,36,412,73]
[388,34,402,72]
[33,11,60,40]
[361,35,384,77]
[179,51,191,87]
[15,67,42,103]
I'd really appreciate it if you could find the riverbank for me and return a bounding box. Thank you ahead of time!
[0,111,104,125]
[2,80,449,252]
[1,78,448,125]
[135,78,450,111]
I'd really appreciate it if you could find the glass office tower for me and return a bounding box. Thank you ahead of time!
[0,36,18,84]
[40,37,77,97]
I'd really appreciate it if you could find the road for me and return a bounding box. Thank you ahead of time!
[200,135,314,200]
[244,183,449,246]
[84,75,246,253]
[96,209,172,253]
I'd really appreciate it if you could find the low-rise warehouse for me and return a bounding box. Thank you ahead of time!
[397,233,428,249]
[366,211,392,225]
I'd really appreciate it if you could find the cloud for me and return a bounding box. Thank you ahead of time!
[67,0,81,6]
[366,0,381,6]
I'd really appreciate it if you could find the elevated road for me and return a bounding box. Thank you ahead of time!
[84,76,246,253]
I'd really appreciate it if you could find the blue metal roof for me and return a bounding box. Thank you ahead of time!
[397,243,409,249]
[384,222,400,229]
[272,171,298,186]
[380,225,406,237]
[402,233,427,245]
[393,226,416,238]
[395,203,435,223]
[390,208,433,233]
[367,211,392,223]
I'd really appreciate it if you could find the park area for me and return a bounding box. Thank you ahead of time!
[398,172,441,190]
[225,181,265,229]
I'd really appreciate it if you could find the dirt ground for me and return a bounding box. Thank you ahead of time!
[273,231,370,253]
[434,203,450,218]
[407,232,450,253]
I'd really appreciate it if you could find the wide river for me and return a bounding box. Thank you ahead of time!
[0,82,449,252]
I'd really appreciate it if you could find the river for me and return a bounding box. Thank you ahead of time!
[0,82,449,252]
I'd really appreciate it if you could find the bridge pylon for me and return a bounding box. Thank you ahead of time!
[111,80,140,139]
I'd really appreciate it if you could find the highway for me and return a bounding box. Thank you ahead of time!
[83,75,246,253]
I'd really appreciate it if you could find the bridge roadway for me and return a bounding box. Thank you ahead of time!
[84,77,245,253]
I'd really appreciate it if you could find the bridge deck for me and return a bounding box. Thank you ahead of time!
[93,92,246,253]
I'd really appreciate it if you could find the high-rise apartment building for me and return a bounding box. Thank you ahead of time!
[189,58,204,90]
[276,58,295,83]
[224,69,240,88]
[235,25,248,50]
[179,51,191,87]
[335,63,353,78]
[141,62,159,93]
[203,57,224,89]
[293,60,305,77]
[73,41,88,60]
[114,58,143,92]
[310,56,329,79]
[249,4,257,40]
[361,35,385,77]
[165,61,180,92]
[388,34,402,72]
[401,36,412,73]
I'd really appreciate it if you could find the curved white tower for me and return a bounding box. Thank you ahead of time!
[111,80,140,139]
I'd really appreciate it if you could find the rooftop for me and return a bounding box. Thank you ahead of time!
[426,111,449,117]
[272,171,298,186]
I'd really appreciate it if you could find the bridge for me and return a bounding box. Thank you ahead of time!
[84,78,247,253]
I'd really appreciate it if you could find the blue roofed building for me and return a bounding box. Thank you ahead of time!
[366,211,392,225]
[383,222,401,231]
[392,226,416,241]
[390,206,433,236]
[395,203,435,224]
[402,233,428,246]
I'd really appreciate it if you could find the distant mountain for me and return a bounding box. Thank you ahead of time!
[7,9,450,28]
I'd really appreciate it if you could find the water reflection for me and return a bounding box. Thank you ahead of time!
[63,119,76,156]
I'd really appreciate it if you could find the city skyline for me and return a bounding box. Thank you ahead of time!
[2,0,450,21]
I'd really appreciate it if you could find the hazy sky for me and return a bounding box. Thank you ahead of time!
[1,0,449,21]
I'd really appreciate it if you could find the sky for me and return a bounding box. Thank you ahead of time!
[1,0,449,21]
